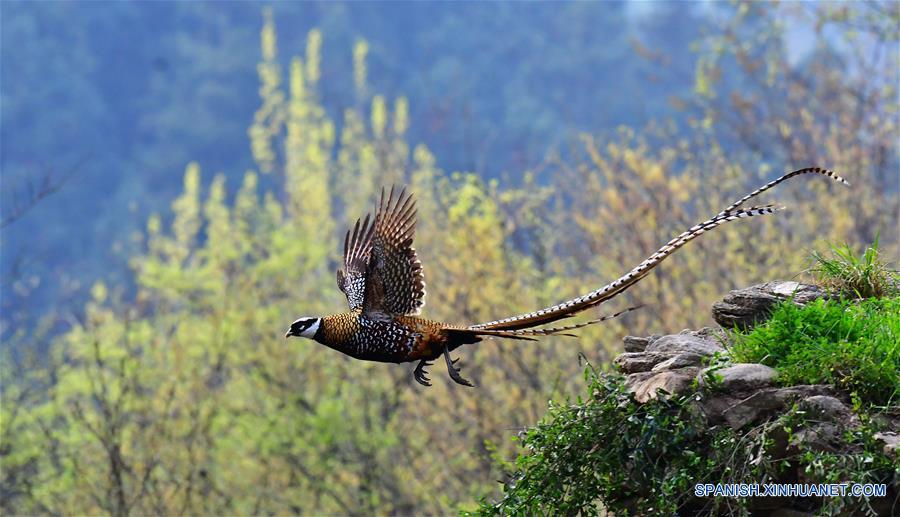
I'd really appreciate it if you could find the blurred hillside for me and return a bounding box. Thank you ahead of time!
[2,2,703,339]
[2,1,898,515]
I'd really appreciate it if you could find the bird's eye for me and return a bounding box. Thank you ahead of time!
[292,318,314,329]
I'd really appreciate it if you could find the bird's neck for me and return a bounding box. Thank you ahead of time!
[314,312,362,357]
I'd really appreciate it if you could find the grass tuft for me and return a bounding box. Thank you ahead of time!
[809,236,898,298]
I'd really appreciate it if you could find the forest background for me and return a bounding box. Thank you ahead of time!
[1,2,898,514]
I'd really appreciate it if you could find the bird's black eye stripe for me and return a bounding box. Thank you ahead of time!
[292,319,314,330]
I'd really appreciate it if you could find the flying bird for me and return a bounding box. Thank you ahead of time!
[285,167,847,387]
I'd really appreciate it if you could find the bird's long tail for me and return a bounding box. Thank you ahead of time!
[469,167,849,332]
[451,306,642,342]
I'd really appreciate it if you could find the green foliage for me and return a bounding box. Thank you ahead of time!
[477,372,727,515]
[479,369,898,516]
[777,406,900,516]
[728,297,900,407]
[810,237,899,299]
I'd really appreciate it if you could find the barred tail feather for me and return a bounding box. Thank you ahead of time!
[454,306,642,341]
[469,206,783,331]
[450,329,539,342]
[470,166,847,333]
[718,167,848,217]
[492,305,643,337]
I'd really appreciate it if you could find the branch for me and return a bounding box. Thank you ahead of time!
[1,157,87,229]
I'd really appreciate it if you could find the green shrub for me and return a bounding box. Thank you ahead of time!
[476,369,898,516]
[475,372,745,515]
[728,297,900,407]
[809,237,898,299]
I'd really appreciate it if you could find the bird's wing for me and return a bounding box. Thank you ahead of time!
[361,186,427,316]
[337,214,375,310]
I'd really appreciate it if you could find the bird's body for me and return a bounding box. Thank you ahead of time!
[311,310,462,363]
[285,167,848,387]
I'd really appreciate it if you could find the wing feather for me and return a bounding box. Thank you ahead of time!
[337,213,374,310]
[362,186,427,316]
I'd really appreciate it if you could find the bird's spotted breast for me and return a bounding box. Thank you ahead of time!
[315,310,450,363]
[353,315,421,360]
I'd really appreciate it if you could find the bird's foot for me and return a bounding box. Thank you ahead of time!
[413,360,432,387]
[443,347,474,388]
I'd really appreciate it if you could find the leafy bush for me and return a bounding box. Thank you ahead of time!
[809,237,898,298]
[728,297,900,406]
[477,369,898,516]
[476,372,741,515]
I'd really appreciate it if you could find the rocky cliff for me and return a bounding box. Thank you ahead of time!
[614,281,898,516]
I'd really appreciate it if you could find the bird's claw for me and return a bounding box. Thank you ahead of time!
[443,349,475,387]
[414,360,433,387]
[448,368,474,387]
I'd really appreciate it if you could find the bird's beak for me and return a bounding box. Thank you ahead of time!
[285,329,293,339]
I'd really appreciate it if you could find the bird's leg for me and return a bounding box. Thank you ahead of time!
[443,346,474,387]
[413,359,432,387]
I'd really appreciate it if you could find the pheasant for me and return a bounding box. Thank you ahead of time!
[285,167,848,387]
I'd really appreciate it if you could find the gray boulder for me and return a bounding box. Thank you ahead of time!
[651,353,705,371]
[700,363,778,392]
[707,385,836,429]
[646,333,725,356]
[873,432,900,460]
[712,281,829,330]
[613,352,676,374]
[797,395,853,423]
[627,367,700,403]
[622,336,651,353]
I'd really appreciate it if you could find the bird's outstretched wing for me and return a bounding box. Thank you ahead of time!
[361,186,427,316]
[337,214,375,310]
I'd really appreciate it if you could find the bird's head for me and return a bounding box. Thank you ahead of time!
[285,317,321,340]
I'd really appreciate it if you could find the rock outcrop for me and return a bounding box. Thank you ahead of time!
[618,282,857,421]
[711,280,830,329]
[617,329,723,403]
[611,281,897,516]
